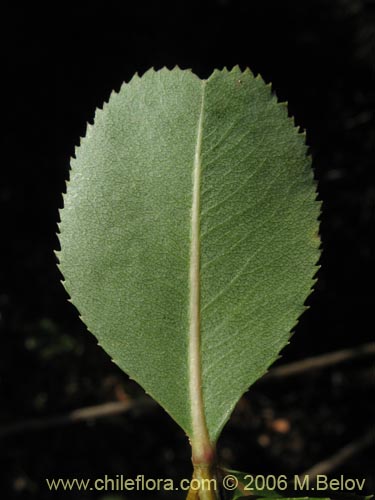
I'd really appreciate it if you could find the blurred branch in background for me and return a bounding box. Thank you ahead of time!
[263,342,375,379]
[1,342,373,439]
[0,398,155,439]
[299,428,374,480]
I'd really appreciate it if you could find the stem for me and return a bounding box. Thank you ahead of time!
[186,445,220,500]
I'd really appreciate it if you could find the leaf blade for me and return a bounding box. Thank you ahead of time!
[199,68,320,440]
[59,68,203,436]
[58,67,320,444]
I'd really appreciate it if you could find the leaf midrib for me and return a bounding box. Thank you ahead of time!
[189,80,211,457]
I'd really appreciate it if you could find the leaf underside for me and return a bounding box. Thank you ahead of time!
[58,67,320,443]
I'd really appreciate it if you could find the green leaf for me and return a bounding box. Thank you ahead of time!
[235,497,330,500]
[58,67,320,452]
[221,467,283,499]
[234,495,370,500]
[221,468,373,500]
[236,497,372,500]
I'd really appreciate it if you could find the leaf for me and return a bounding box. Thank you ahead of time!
[221,468,373,500]
[234,493,371,500]
[57,67,320,453]
[234,497,330,500]
[220,467,284,499]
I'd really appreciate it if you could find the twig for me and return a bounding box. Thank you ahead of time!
[298,429,374,480]
[265,342,375,379]
[0,397,155,439]
[1,343,373,438]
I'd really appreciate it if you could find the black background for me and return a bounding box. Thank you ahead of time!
[1,1,374,499]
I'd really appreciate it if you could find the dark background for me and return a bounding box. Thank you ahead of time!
[1,1,374,499]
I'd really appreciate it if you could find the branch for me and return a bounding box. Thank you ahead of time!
[0,397,155,439]
[1,343,373,438]
[298,429,374,480]
[264,342,375,379]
